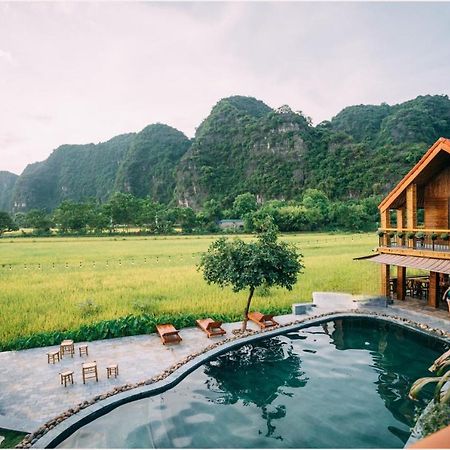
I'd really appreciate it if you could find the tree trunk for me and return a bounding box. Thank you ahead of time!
[241,287,255,332]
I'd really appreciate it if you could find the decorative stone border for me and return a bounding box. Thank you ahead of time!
[18,310,450,449]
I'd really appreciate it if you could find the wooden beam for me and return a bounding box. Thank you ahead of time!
[406,184,417,248]
[396,266,406,301]
[381,264,390,297]
[406,184,418,228]
[381,210,391,246]
[396,208,405,246]
[428,271,439,308]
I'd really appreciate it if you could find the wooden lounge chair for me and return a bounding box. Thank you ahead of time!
[156,323,182,345]
[196,318,226,338]
[247,312,279,329]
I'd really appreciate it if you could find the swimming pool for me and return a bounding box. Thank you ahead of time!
[57,317,447,448]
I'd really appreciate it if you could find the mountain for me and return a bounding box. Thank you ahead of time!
[4,94,450,212]
[175,94,450,207]
[11,125,191,212]
[0,171,18,211]
[115,124,191,204]
[12,133,135,212]
[175,96,311,208]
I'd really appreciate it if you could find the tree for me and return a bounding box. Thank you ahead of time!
[199,220,303,331]
[104,192,139,228]
[53,200,92,233]
[25,209,53,233]
[0,211,16,235]
[233,192,257,218]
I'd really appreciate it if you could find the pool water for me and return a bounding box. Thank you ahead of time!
[58,318,447,448]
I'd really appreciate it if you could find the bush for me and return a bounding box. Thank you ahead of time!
[421,402,450,437]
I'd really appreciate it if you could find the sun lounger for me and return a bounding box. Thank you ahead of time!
[247,312,279,329]
[196,318,226,338]
[156,324,182,345]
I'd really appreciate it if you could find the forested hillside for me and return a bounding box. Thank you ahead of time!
[0,171,18,211]
[3,94,450,213]
[115,124,191,204]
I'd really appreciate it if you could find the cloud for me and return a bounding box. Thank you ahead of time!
[0,48,14,65]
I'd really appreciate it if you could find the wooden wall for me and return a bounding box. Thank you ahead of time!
[424,166,450,229]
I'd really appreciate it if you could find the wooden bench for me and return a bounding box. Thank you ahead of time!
[247,312,279,329]
[156,324,182,345]
[196,318,226,338]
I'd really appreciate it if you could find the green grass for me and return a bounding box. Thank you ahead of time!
[0,232,379,349]
[0,428,27,449]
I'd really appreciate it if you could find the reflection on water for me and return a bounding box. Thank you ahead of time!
[204,338,308,439]
[58,318,446,449]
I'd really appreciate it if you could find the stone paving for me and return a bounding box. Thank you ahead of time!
[0,292,448,434]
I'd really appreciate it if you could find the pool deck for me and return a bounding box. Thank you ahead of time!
[0,292,449,434]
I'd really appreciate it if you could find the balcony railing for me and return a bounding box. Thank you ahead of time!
[378,228,450,252]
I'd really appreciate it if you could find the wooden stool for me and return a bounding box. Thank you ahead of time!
[82,361,98,384]
[60,340,75,358]
[79,345,88,357]
[47,350,60,364]
[60,370,74,387]
[106,364,119,379]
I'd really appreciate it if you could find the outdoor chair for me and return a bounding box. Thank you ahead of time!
[196,318,226,338]
[247,312,279,329]
[82,361,98,384]
[156,324,182,345]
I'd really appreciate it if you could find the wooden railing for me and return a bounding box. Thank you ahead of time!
[378,228,450,252]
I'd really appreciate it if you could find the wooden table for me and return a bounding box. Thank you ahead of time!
[60,340,75,358]
[407,277,429,299]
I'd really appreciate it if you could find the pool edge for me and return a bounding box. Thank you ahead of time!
[27,311,449,449]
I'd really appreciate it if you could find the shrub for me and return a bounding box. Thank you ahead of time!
[440,233,449,241]
[397,231,405,239]
[415,232,426,240]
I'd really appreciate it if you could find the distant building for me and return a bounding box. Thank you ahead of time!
[363,137,450,309]
[218,219,244,230]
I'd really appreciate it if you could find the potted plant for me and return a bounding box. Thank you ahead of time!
[415,231,426,240]
[431,233,438,251]
[407,231,416,240]
[397,231,405,239]
[440,232,449,241]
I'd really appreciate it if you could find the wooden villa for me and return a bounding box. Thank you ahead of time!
[365,137,450,309]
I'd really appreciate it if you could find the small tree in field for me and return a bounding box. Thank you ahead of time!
[199,221,304,331]
[0,211,17,236]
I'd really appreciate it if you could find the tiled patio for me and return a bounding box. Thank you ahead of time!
[0,292,448,435]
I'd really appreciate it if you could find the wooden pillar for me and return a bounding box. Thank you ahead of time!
[428,271,439,308]
[380,209,391,247]
[397,208,405,246]
[406,184,417,248]
[381,264,390,298]
[397,266,406,301]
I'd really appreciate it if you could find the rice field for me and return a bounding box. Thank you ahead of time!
[0,233,379,347]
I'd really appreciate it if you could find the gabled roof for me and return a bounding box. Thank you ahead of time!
[379,137,450,212]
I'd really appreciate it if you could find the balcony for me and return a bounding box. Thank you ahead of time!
[377,228,450,257]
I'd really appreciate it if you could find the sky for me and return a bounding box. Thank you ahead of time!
[1,2,450,175]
